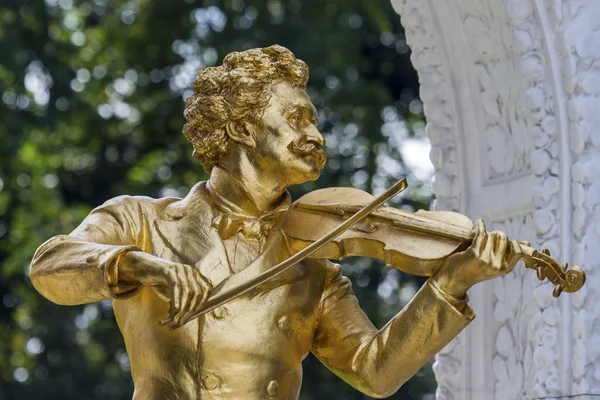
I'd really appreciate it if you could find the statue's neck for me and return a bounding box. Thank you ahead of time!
[208,166,287,216]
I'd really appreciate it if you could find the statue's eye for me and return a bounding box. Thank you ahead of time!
[289,110,302,125]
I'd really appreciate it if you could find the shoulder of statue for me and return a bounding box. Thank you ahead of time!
[155,181,215,221]
[93,181,213,222]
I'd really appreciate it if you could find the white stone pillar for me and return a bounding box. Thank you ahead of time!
[390,1,600,399]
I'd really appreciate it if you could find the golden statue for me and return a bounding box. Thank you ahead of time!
[29,45,584,399]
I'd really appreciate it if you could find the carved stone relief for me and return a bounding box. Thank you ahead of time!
[455,0,532,184]
[506,1,564,397]
[489,214,537,400]
[560,1,600,395]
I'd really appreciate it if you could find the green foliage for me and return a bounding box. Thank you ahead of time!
[0,0,434,398]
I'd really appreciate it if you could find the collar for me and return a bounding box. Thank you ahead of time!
[206,181,291,241]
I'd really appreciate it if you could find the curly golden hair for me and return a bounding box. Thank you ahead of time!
[183,45,309,171]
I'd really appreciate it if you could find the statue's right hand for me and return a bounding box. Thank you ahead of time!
[122,251,213,329]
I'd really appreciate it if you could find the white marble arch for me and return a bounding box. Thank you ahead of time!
[390,1,600,399]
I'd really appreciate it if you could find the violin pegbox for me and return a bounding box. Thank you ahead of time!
[522,248,586,298]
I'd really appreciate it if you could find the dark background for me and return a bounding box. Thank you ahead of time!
[0,0,436,398]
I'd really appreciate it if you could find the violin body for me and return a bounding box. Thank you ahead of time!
[282,186,474,277]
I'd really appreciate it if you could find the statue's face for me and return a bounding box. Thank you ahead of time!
[252,81,326,186]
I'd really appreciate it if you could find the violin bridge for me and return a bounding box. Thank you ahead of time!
[353,221,378,233]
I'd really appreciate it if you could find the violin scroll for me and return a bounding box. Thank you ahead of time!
[522,248,586,298]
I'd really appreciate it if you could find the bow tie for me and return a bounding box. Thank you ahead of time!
[206,182,292,242]
[212,210,287,241]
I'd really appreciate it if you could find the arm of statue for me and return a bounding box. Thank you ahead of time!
[312,220,522,398]
[29,196,211,326]
[29,196,144,304]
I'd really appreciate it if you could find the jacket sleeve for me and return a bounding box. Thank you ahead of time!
[29,196,148,305]
[311,262,474,398]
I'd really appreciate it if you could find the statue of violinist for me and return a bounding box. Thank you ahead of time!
[29,45,584,399]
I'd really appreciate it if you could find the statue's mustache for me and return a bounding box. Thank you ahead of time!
[288,137,327,169]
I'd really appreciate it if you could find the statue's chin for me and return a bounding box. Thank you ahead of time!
[297,168,322,185]
[276,156,324,187]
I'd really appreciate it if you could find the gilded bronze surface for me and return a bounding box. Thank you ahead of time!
[28,45,583,399]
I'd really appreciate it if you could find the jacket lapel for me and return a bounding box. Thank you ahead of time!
[153,182,232,287]
[207,224,311,302]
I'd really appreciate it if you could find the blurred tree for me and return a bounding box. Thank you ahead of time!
[0,0,434,399]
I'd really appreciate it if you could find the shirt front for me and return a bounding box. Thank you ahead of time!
[205,181,292,274]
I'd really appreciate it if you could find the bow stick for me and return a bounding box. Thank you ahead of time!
[163,178,408,327]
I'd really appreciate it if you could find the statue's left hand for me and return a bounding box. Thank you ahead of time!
[429,219,524,299]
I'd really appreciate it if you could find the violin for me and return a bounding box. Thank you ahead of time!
[183,178,585,322]
[282,184,585,298]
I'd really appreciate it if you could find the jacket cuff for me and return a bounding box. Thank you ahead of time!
[428,280,475,321]
[102,246,143,299]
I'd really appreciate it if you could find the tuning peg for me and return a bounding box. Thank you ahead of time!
[536,266,545,281]
[552,284,563,298]
[542,248,551,256]
[562,262,569,272]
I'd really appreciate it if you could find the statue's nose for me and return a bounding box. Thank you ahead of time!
[305,125,325,147]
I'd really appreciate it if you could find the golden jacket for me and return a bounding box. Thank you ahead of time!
[30,182,474,399]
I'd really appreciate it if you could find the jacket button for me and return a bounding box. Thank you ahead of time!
[277,315,290,331]
[267,380,279,396]
[203,374,221,390]
[212,306,228,320]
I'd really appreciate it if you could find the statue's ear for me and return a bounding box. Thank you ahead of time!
[225,121,257,149]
